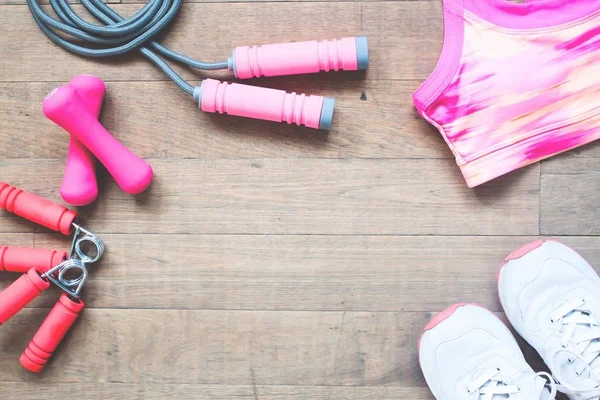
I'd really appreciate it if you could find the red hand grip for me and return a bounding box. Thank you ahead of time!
[0,268,50,325]
[20,294,84,372]
[0,182,77,235]
[0,247,67,273]
[43,86,153,195]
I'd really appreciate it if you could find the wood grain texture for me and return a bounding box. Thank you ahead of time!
[17,235,600,312]
[0,2,442,82]
[0,158,540,235]
[0,308,549,386]
[0,212,35,234]
[0,80,449,160]
[0,234,33,248]
[541,156,600,235]
[0,308,426,384]
[0,383,436,400]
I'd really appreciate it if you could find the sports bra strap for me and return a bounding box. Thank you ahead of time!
[413,0,464,114]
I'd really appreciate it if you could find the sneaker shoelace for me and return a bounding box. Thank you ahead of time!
[550,298,600,399]
[467,368,556,400]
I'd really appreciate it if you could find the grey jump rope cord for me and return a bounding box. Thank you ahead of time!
[27,0,229,96]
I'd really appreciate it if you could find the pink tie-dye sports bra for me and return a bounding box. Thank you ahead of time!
[413,0,600,187]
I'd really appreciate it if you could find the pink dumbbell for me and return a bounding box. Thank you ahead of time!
[60,75,105,206]
[195,79,335,130]
[229,37,369,79]
[43,86,153,195]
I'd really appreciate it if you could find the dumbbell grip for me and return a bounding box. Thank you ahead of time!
[20,294,84,373]
[60,75,105,206]
[0,268,50,325]
[0,247,67,274]
[43,86,153,195]
[0,182,77,235]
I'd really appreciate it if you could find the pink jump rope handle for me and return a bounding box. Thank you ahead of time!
[0,182,77,235]
[230,37,369,79]
[196,79,336,130]
[60,75,106,206]
[20,293,84,372]
[43,86,153,195]
[0,268,50,325]
[0,247,67,274]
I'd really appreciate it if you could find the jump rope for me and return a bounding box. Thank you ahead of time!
[27,0,369,130]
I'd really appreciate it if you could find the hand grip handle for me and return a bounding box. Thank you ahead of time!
[0,268,50,325]
[230,37,369,79]
[43,86,153,195]
[20,293,84,372]
[195,79,335,130]
[0,247,67,273]
[60,75,106,206]
[0,182,77,235]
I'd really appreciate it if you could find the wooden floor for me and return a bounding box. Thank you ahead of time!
[0,0,598,398]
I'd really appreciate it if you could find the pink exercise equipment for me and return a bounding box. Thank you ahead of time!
[197,79,335,130]
[60,75,105,206]
[230,37,368,79]
[44,78,153,200]
[0,182,105,372]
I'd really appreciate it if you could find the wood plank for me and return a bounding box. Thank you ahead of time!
[0,309,547,386]
[541,156,600,235]
[0,158,540,235]
[0,211,34,234]
[0,2,441,82]
[27,235,600,312]
[0,233,33,247]
[0,309,427,384]
[0,80,448,160]
[0,383,436,400]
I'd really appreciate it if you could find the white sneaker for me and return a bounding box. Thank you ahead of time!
[419,303,556,399]
[499,239,600,400]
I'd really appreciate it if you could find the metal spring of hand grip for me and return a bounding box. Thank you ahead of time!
[42,224,105,298]
[70,224,104,264]
[43,259,88,298]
